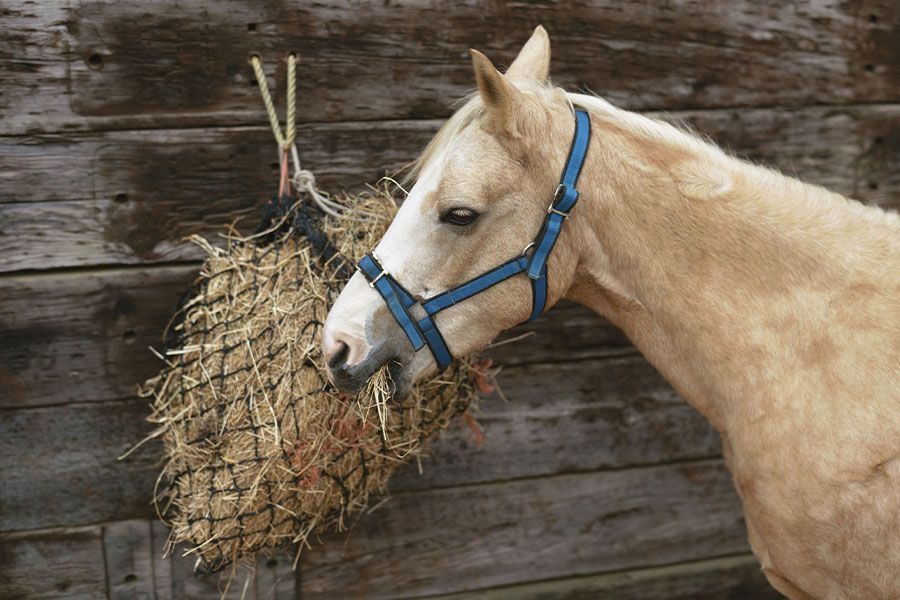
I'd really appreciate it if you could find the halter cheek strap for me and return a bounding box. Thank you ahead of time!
[357,253,425,351]
[358,108,591,372]
[527,109,592,280]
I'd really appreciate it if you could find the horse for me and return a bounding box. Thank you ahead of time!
[322,26,900,599]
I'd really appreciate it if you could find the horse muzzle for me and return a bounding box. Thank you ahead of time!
[322,274,421,396]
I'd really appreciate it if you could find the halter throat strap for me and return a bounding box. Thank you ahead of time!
[358,107,591,371]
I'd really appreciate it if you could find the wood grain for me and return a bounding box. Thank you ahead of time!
[0,265,196,409]
[0,121,432,206]
[0,121,434,271]
[0,354,723,532]
[0,399,158,532]
[0,526,106,599]
[300,460,748,599]
[391,355,721,492]
[1,105,896,273]
[2,1,898,134]
[103,520,156,600]
[150,518,298,600]
[0,395,736,596]
[426,554,780,600]
[0,521,298,599]
[0,520,774,600]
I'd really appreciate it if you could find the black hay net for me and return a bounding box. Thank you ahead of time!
[141,191,477,575]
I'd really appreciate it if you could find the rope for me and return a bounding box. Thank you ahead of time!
[250,55,286,150]
[285,53,296,148]
[251,53,373,222]
[290,146,377,222]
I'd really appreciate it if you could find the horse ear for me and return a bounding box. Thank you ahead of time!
[471,49,521,128]
[506,25,551,82]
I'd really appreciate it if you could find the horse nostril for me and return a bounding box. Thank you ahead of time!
[327,340,350,372]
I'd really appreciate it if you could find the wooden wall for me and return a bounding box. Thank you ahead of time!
[1,1,898,598]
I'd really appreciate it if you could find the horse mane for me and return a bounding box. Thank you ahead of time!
[406,83,897,231]
[570,91,898,230]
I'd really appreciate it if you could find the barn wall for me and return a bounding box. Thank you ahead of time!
[1,1,897,598]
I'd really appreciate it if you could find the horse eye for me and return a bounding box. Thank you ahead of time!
[441,207,480,226]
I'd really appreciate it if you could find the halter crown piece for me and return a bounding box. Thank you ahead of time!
[358,108,592,371]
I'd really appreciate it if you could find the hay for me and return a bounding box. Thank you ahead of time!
[139,188,484,575]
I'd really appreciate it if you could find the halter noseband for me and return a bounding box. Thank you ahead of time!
[358,108,591,371]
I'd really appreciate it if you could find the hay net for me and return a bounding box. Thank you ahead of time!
[140,188,484,575]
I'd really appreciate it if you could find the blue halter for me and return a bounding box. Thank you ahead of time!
[358,108,591,371]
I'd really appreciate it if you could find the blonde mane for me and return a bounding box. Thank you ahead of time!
[412,84,897,233]
[569,92,898,230]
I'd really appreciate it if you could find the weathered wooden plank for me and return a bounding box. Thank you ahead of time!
[299,460,748,599]
[149,520,175,600]
[0,121,431,206]
[0,121,434,271]
[0,354,721,531]
[425,554,780,600]
[0,265,196,409]
[251,553,298,600]
[0,2,73,136]
[160,548,297,600]
[0,398,159,532]
[0,521,298,600]
[103,520,156,600]
[0,526,106,599]
[102,519,298,600]
[2,1,898,134]
[1,104,896,272]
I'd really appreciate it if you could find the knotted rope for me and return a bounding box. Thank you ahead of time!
[250,53,373,221]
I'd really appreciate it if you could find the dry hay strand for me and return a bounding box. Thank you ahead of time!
[138,187,486,575]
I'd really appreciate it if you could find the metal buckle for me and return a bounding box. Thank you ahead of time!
[548,205,571,218]
[361,252,388,288]
[367,270,386,288]
[355,264,385,288]
[553,184,567,201]
[548,184,571,218]
[521,242,535,256]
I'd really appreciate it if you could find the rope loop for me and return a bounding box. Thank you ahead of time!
[250,53,297,152]
[251,52,373,222]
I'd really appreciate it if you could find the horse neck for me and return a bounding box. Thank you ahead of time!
[564,100,898,436]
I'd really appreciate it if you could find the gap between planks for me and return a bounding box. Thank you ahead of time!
[2,101,898,140]
[409,552,776,600]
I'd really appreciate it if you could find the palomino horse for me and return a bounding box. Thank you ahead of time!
[323,26,900,599]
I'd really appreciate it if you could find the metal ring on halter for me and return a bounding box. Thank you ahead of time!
[521,242,535,256]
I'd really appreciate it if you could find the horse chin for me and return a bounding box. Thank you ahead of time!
[386,352,433,401]
[386,359,409,399]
